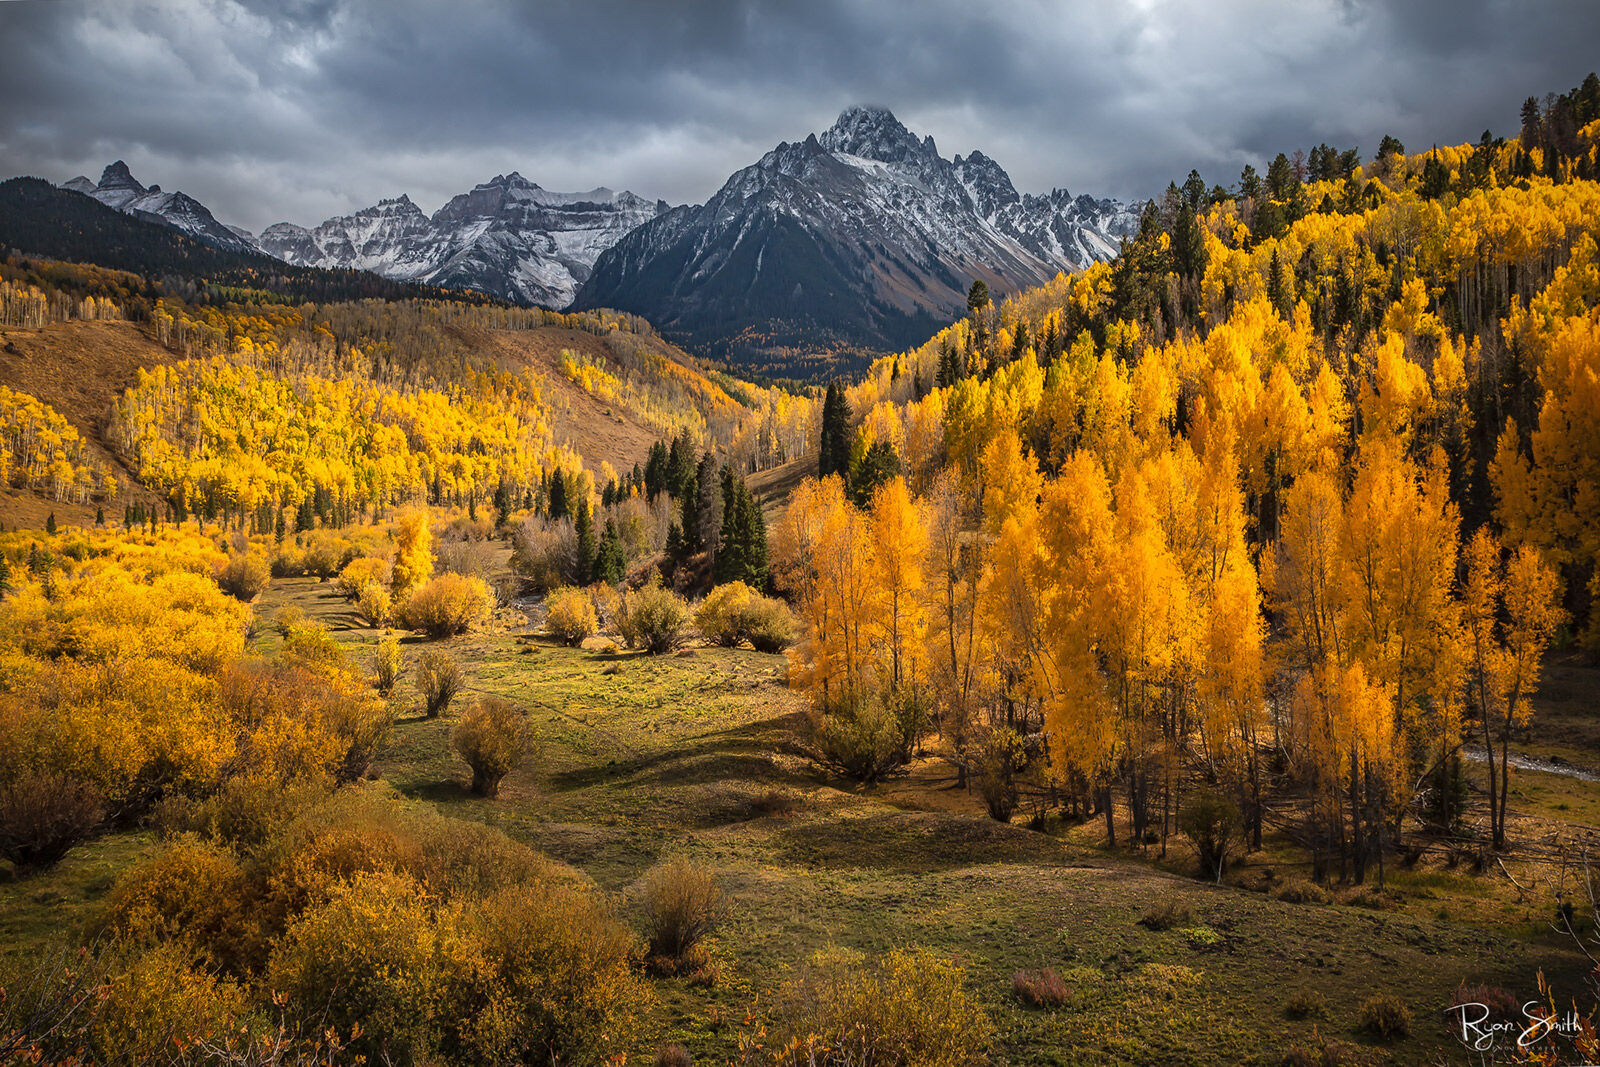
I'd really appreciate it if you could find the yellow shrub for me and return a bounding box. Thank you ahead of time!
[454,882,648,1063]
[336,555,390,599]
[355,580,392,627]
[767,948,995,1065]
[545,586,597,646]
[213,551,270,601]
[694,581,755,646]
[88,942,250,1064]
[397,573,495,637]
[92,835,247,968]
[267,870,455,1062]
[452,697,529,797]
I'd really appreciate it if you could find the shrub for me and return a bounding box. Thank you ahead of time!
[1281,1033,1353,1067]
[436,539,496,580]
[397,572,495,637]
[91,836,247,968]
[1275,879,1332,905]
[452,697,529,797]
[974,726,1027,822]
[453,881,647,1064]
[86,942,251,1064]
[335,556,390,599]
[694,582,795,651]
[655,1043,692,1067]
[266,870,451,1063]
[511,516,577,593]
[374,632,404,694]
[640,857,722,967]
[694,581,755,646]
[213,551,270,601]
[546,585,598,646]
[1358,993,1412,1040]
[1282,988,1328,1020]
[812,691,909,783]
[617,581,691,654]
[274,604,304,636]
[355,580,392,627]
[1178,787,1241,882]
[1012,967,1069,1009]
[301,531,358,579]
[1137,900,1192,931]
[1452,982,1518,1023]
[0,773,103,872]
[741,595,796,653]
[767,948,995,1065]
[416,649,463,718]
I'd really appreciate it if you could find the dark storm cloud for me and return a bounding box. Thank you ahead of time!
[0,0,1595,233]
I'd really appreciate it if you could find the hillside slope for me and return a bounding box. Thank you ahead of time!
[0,318,173,527]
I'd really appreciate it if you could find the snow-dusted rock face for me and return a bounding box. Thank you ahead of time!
[259,174,669,307]
[62,162,258,253]
[574,106,1140,364]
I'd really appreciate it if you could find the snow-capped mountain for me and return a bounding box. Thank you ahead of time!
[574,106,1140,364]
[258,175,669,307]
[62,162,257,253]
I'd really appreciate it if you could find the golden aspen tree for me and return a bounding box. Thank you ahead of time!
[390,509,434,596]
[865,478,928,691]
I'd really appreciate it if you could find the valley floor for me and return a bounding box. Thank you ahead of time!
[5,563,1599,1064]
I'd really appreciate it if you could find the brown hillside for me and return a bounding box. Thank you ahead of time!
[0,319,174,529]
[458,325,663,474]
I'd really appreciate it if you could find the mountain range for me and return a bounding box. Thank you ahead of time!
[56,107,1138,369]
[576,106,1139,367]
[256,177,668,307]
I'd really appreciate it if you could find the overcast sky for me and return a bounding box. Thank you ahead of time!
[0,0,1595,233]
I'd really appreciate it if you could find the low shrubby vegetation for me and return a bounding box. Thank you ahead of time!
[694,580,795,652]
[752,948,995,1065]
[639,856,722,974]
[396,572,496,637]
[452,697,530,797]
[545,585,598,646]
[617,580,691,654]
[6,784,650,1065]
[415,649,463,718]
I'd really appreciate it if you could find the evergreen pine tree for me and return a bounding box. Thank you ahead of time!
[818,383,852,481]
[493,480,512,527]
[45,512,55,535]
[595,519,626,585]
[548,468,569,521]
[680,471,700,550]
[697,452,722,569]
[644,442,669,500]
[715,467,768,589]
[573,498,595,584]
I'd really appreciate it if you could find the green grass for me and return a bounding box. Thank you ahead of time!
[4,569,1599,1064]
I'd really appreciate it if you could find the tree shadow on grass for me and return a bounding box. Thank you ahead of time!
[768,805,1074,874]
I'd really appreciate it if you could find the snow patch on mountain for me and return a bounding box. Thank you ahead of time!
[61,162,257,253]
[260,174,669,306]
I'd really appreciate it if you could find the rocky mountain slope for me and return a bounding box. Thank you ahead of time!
[258,174,668,307]
[62,162,257,253]
[573,106,1139,370]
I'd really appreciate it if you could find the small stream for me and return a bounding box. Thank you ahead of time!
[1462,745,1600,783]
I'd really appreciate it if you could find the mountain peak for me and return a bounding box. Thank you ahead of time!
[818,105,930,164]
[99,160,144,193]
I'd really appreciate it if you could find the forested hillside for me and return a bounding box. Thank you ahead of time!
[780,73,1600,879]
